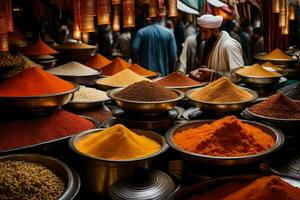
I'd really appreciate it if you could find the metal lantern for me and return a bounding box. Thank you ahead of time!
[158,0,166,16]
[73,21,81,39]
[279,0,286,27]
[112,6,120,32]
[272,0,280,13]
[282,6,289,35]
[123,0,135,28]
[0,33,8,51]
[168,0,178,17]
[79,0,96,16]
[289,5,295,20]
[97,0,110,25]
[82,32,89,43]
[112,0,121,5]
[79,15,95,32]
[149,0,157,18]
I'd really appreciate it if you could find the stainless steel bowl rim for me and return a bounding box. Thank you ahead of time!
[69,128,169,163]
[0,82,79,99]
[233,67,286,78]
[70,97,110,104]
[244,107,300,122]
[185,87,258,105]
[107,88,185,104]
[0,153,78,200]
[165,119,284,160]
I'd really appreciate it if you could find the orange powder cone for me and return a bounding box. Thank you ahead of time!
[101,57,131,76]
[129,64,157,76]
[22,38,58,56]
[85,53,111,70]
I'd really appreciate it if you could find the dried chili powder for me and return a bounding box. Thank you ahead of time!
[0,110,95,151]
[249,93,300,119]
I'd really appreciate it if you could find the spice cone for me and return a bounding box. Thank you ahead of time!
[100,57,131,76]
[129,63,157,76]
[22,38,58,56]
[85,53,111,70]
[262,48,292,60]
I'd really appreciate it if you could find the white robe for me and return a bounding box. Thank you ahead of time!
[208,31,244,72]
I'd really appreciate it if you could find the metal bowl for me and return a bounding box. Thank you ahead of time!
[243,107,300,130]
[0,153,81,200]
[68,128,169,195]
[233,67,287,87]
[55,72,101,86]
[165,120,284,166]
[107,88,185,113]
[96,80,124,91]
[0,115,99,155]
[255,52,298,63]
[186,87,258,114]
[0,82,79,114]
[66,97,110,110]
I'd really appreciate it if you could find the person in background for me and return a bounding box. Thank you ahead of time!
[115,29,132,61]
[189,14,244,82]
[97,26,113,59]
[224,20,242,46]
[132,16,177,76]
[239,20,252,65]
[252,27,264,58]
[173,12,185,56]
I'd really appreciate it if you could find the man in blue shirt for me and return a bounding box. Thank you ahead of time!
[132,18,177,76]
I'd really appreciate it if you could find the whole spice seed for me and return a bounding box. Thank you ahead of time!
[0,160,65,200]
[0,110,95,151]
[115,80,178,101]
[249,93,300,119]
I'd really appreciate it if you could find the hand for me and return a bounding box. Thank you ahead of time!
[189,67,214,82]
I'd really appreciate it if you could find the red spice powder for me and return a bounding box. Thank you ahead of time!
[155,71,201,87]
[0,110,95,151]
[249,93,300,119]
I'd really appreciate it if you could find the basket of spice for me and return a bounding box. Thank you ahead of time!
[255,48,298,64]
[47,61,100,86]
[233,63,286,87]
[169,175,300,200]
[154,71,206,91]
[107,80,184,113]
[66,85,110,110]
[69,124,168,195]
[165,116,284,166]
[0,153,80,200]
[243,93,300,129]
[0,67,79,114]
[186,77,258,114]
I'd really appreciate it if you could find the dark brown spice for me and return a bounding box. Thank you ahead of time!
[155,71,201,87]
[249,93,300,119]
[115,80,178,101]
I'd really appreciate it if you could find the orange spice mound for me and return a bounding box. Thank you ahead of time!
[22,38,58,56]
[85,53,111,70]
[101,57,131,76]
[224,176,300,200]
[173,116,275,157]
[0,67,74,96]
[129,63,157,76]
[155,71,201,87]
[262,48,293,60]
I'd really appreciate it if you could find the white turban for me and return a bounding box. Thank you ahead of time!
[197,14,223,29]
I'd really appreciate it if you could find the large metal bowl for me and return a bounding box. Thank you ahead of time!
[68,128,169,195]
[233,67,287,87]
[0,153,81,200]
[255,52,298,63]
[0,82,79,114]
[165,120,284,166]
[107,88,184,113]
[186,87,258,114]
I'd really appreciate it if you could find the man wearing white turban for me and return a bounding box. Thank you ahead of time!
[188,14,244,82]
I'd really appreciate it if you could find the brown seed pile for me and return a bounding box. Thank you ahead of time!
[0,160,65,200]
[115,80,178,101]
[0,53,26,78]
[249,93,300,119]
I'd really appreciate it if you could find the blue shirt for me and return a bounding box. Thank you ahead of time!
[132,23,177,76]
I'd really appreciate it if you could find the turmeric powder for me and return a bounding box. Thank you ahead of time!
[75,124,161,160]
[262,48,293,60]
[173,116,275,157]
[236,63,280,77]
[191,77,253,103]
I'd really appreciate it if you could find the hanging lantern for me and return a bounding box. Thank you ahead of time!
[149,0,157,18]
[168,0,178,17]
[282,4,289,35]
[79,15,95,32]
[279,0,286,27]
[272,0,280,13]
[158,0,166,16]
[82,32,89,43]
[0,33,8,51]
[140,0,150,3]
[123,0,135,28]
[73,21,81,39]
[112,0,121,4]
[97,0,110,25]
[112,6,120,32]
[79,0,96,16]
[289,5,295,20]
[7,0,13,32]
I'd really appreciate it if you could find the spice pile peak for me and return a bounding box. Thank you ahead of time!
[262,48,293,60]
[155,71,201,87]
[85,53,111,70]
[237,64,280,77]
[47,61,98,76]
[22,38,58,56]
